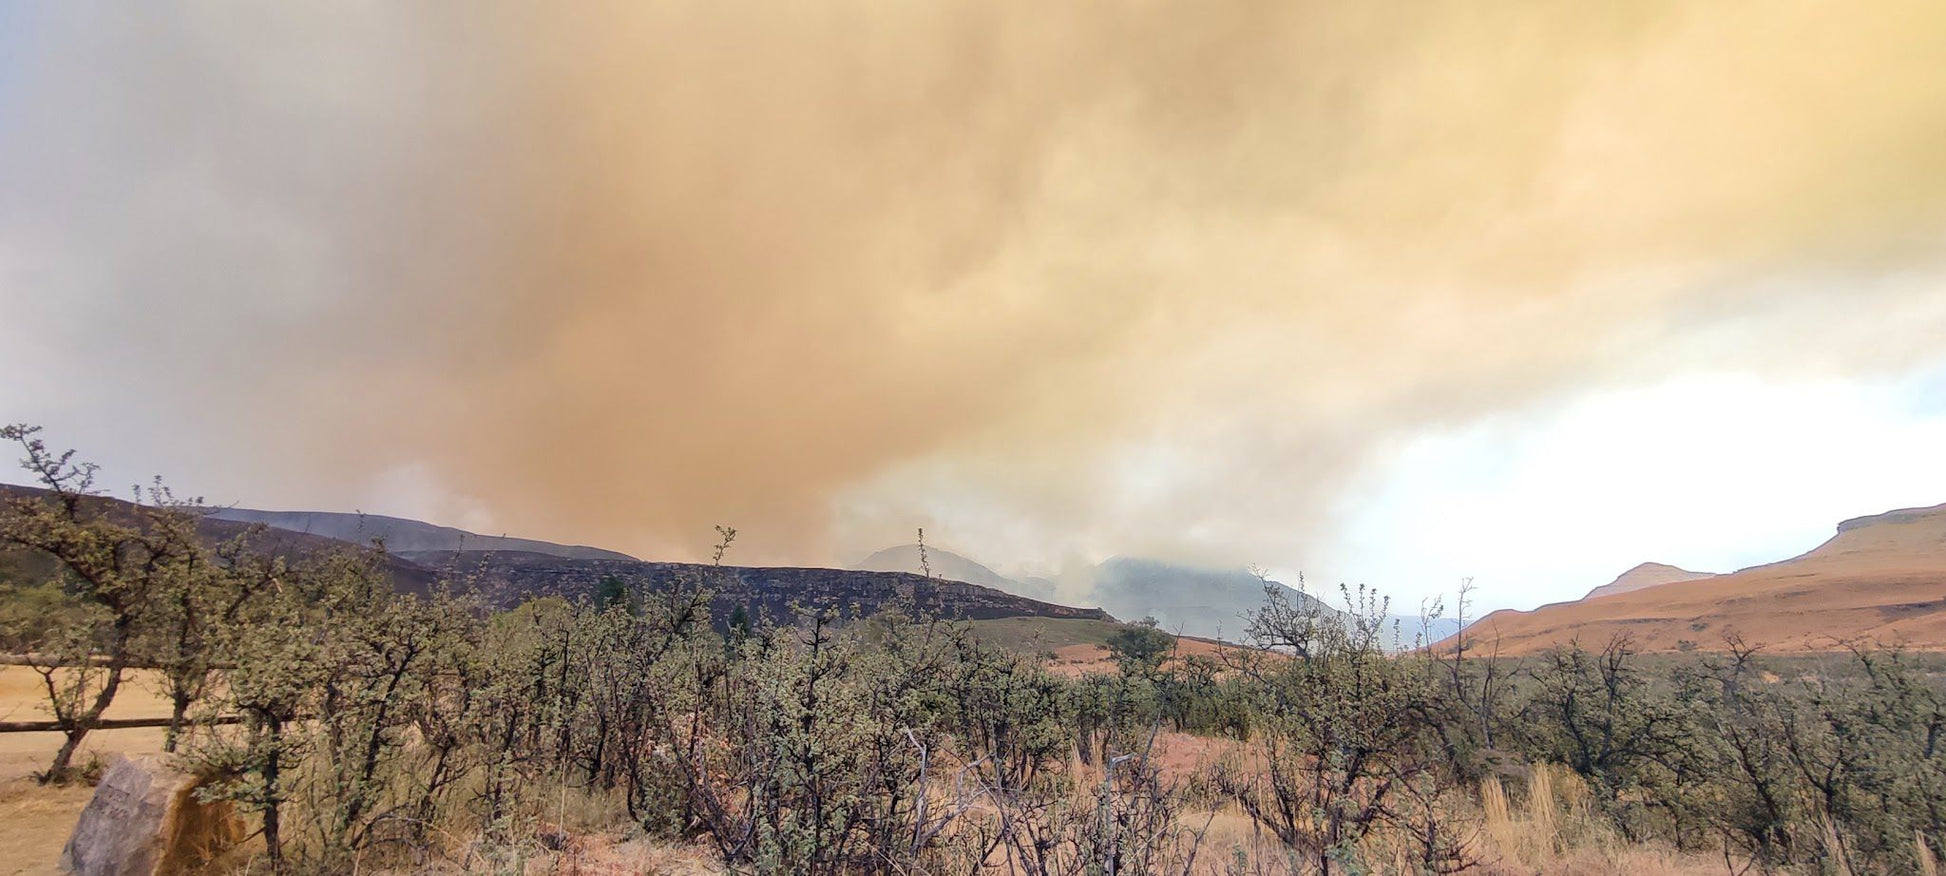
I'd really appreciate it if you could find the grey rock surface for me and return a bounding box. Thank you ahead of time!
[60,755,233,876]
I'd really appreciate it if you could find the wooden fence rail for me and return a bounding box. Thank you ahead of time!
[0,653,236,669]
[0,715,246,733]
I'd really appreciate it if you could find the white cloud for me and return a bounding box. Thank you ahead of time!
[1328,362,1946,613]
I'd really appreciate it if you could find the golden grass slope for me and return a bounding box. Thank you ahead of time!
[1582,562,1718,601]
[1466,504,1946,655]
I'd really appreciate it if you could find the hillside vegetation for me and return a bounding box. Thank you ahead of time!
[5,425,1946,874]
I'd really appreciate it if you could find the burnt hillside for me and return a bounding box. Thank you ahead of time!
[406,549,1114,625]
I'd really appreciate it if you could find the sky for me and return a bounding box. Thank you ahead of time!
[3,2,1946,614]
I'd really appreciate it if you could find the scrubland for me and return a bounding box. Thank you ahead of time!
[5,425,1946,874]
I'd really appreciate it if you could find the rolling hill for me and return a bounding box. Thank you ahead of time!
[206,507,635,561]
[0,485,440,594]
[1582,562,1718,600]
[1,487,1108,632]
[1463,503,1946,654]
[412,549,1111,627]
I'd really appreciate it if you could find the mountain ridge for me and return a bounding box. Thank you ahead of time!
[1583,562,1718,601]
[1460,502,1946,654]
[205,507,636,562]
[1,487,1104,629]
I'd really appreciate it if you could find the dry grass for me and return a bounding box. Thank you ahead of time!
[398,833,719,876]
[0,778,95,876]
[1474,763,1726,876]
[0,666,176,873]
[0,666,172,782]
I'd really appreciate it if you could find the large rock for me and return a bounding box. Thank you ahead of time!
[60,755,239,876]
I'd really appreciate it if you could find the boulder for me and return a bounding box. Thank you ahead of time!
[59,755,239,876]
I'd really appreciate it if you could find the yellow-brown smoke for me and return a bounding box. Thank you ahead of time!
[5,1,1946,568]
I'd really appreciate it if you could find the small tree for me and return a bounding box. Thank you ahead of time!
[140,483,275,752]
[187,553,321,873]
[0,425,209,781]
[1107,618,1174,680]
[1215,583,1465,873]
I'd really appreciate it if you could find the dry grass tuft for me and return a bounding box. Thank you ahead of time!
[1525,763,1557,849]
[1481,775,1509,829]
[1474,763,1726,876]
[156,772,245,874]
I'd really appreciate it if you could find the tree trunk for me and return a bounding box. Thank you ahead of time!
[264,716,285,873]
[164,690,190,753]
[40,662,126,783]
[46,730,86,782]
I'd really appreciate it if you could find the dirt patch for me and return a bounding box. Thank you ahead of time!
[0,666,174,873]
[0,667,172,783]
[0,779,95,876]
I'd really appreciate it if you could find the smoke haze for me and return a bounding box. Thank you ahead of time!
[4,2,1946,601]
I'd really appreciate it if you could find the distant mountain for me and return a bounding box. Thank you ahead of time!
[853,548,1296,640]
[1089,557,1333,641]
[202,511,1110,626]
[1394,616,1466,649]
[856,543,1065,602]
[1583,562,1718,601]
[205,508,636,562]
[207,507,1113,626]
[1461,503,1946,654]
[854,544,1463,646]
[858,544,1016,589]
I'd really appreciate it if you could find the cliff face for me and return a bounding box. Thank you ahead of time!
[1835,505,1946,534]
[407,550,1114,626]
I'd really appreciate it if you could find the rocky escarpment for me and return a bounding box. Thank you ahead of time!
[1836,505,1946,533]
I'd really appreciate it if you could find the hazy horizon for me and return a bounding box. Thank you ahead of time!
[6,2,1946,614]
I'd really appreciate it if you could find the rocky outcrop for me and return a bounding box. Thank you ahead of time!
[60,755,240,876]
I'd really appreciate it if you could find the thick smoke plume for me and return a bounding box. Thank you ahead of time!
[4,1,1946,572]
